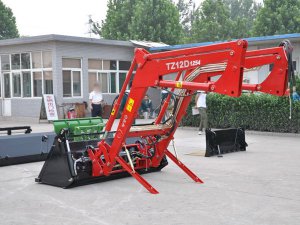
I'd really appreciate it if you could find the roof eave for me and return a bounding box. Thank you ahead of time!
[0,34,134,48]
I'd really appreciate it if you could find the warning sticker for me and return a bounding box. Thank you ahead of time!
[175,81,183,88]
[126,98,135,112]
[111,108,115,115]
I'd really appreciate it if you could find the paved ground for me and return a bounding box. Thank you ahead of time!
[0,121,300,225]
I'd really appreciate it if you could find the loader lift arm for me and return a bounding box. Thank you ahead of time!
[85,39,292,194]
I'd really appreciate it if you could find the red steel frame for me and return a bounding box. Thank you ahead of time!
[87,40,289,194]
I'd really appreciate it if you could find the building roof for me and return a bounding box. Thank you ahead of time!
[0,34,135,47]
[149,33,300,51]
[130,40,169,48]
[2,33,299,51]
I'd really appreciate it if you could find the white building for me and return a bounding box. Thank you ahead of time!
[0,35,169,119]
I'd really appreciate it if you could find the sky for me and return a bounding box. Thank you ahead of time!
[2,0,262,38]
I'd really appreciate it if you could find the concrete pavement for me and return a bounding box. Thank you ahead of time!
[0,122,299,225]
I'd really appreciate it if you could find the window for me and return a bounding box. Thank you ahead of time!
[32,52,42,68]
[73,71,81,96]
[88,59,102,70]
[88,72,109,93]
[103,60,116,70]
[100,73,109,93]
[43,51,52,68]
[63,70,72,97]
[61,70,82,97]
[62,58,81,68]
[1,55,10,71]
[44,71,53,94]
[0,55,11,98]
[33,72,42,97]
[88,72,97,92]
[110,61,117,70]
[2,51,52,98]
[12,72,21,97]
[119,72,127,92]
[21,53,30,69]
[4,73,11,98]
[11,54,20,70]
[62,58,82,97]
[119,61,131,70]
[110,72,116,93]
[22,72,31,97]
[88,59,131,93]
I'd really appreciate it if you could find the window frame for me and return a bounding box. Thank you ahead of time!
[2,72,12,99]
[1,54,11,71]
[12,72,22,98]
[62,58,83,98]
[0,51,53,99]
[88,59,131,94]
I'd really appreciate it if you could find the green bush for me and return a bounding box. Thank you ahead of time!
[296,76,300,93]
[182,94,300,133]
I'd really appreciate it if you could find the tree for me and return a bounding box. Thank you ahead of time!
[190,0,233,42]
[100,0,136,40]
[177,0,196,42]
[225,0,261,38]
[128,0,182,44]
[0,0,19,40]
[99,0,182,44]
[253,0,300,36]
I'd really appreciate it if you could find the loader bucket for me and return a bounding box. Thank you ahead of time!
[205,128,247,157]
[35,135,168,188]
[36,118,168,188]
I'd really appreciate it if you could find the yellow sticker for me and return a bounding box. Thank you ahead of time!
[175,81,183,88]
[111,108,115,115]
[126,97,135,112]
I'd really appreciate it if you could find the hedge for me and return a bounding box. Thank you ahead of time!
[181,94,300,133]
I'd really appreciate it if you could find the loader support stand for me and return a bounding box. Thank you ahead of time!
[116,156,159,194]
[165,149,204,183]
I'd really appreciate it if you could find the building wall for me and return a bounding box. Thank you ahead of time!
[11,98,42,117]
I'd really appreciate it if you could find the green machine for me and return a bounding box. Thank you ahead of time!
[53,117,105,141]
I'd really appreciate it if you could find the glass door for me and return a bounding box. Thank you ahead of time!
[4,73,11,98]
[3,73,12,116]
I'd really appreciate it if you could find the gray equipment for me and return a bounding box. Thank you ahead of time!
[0,132,55,166]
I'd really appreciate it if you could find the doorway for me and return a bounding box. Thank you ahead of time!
[2,73,11,116]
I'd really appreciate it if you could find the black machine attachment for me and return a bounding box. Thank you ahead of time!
[35,131,168,188]
[0,126,32,135]
[205,128,248,157]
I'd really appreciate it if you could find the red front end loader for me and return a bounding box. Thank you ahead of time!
[36,39,294,194]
